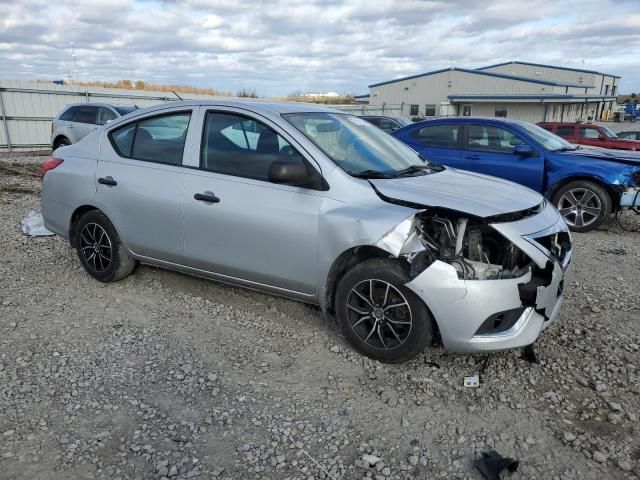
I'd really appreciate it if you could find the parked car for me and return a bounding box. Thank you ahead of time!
[51,103,137,149]
[618,131,640,141]
[538,122,640,151]
[42,101,572,363]
[360,115,412,133]
[392,117,640,232]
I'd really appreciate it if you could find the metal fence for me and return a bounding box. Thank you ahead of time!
[334,103,404,116]
[0,80,226,151]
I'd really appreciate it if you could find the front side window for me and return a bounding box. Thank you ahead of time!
[467,125,524,153]
[72,106,98,124]
[201,112,308,183]
[599,126,618,138]
[413,124,459,148]
[109,112,191,165]
[97,107,117,125]
[579,127,601,139]
[410,105,419,116]
[516,122,576,151]
[425,105,436,117]
[284,112,433,177]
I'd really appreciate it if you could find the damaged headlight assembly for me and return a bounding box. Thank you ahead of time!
[378,209,534,282]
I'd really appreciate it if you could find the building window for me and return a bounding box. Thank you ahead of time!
[424,104,436,117]
[611,85,616,96]
[461,105,472,116]
[604,85,610,95]
[494,106,508,118]
[410,104,419,116]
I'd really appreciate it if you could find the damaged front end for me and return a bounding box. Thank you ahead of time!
[376,200,573,353]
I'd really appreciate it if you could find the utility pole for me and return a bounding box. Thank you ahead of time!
[69,42,78,82]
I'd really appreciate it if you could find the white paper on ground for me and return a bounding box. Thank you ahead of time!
[21,210,54,237]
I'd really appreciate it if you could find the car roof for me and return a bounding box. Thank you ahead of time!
[126,99,343,117]
[403,116,530,127]
[61,103,127,109]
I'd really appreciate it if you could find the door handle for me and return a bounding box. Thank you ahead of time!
[98,176,117,186]
[465,154,481,160]
[67,124,74,129]
[194,192,220,203]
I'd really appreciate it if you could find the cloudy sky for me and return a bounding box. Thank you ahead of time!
[1,0,638,96]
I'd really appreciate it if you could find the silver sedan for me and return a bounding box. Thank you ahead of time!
[41,100,572,363]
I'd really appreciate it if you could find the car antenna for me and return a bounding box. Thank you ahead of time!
[172,90,183,101]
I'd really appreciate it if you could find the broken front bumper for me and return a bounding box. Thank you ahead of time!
[406,203,573,353]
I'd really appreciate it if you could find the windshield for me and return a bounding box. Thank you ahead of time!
[283,112,432,177]
[394,117,413,127]
[517,122,577,151]
[600,126,618,138]
[115,106,138,116]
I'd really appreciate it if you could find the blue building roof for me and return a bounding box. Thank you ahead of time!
[447,94,617,102]
[476,61,621,79]
[368,67,594,89]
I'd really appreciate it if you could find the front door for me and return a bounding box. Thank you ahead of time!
[182,110,324,294]
[461,123,545,191]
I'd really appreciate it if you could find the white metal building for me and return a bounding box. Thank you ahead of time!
[364,61,620,123]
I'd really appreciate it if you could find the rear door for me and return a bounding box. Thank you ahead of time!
[96,108,195,262]
[462,123,545,190]
[399,123,462,167]
[68,106,99,143]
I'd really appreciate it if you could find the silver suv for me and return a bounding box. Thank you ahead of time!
[50,103,137,149]
[42,101,572,363]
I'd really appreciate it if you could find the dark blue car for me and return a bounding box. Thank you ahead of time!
[392,117,640,232]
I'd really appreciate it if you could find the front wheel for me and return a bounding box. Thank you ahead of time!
[335,258,434,363]
[552,180,611,232]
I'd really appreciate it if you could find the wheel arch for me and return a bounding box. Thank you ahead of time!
[547,175,619,211]
[324,245,398,315]
[52,135,70,149]
[68,205,130,251]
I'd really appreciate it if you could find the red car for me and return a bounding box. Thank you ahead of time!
[538,122,640,151]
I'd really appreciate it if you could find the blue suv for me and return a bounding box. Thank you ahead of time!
[392,117,640,232]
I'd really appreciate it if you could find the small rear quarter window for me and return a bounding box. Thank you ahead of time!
[59,107,76,121]
[111,124,136,157]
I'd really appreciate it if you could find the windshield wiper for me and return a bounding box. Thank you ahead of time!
[390,164,435,177]
[348,169,395,179]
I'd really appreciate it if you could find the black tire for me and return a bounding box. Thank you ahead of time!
[53,137,71,150]
[74,210,136,282]
[335,258,434,363]
[552,180,612,232]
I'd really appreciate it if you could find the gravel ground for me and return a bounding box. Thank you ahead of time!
[1,153,639,480]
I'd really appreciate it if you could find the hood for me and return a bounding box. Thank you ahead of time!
[369,168,543,218]
[561,147,640,166]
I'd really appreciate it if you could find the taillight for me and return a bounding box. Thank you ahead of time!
[41,157,63,178]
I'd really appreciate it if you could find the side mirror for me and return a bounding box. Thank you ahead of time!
[268,159,309,186]
[598,134,606,140]
[513,144,534,156]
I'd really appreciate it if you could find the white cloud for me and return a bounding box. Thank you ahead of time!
[0,0,637,95]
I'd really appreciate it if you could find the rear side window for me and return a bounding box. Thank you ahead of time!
[364,117,381,127]
[59,107,76,121]
[412,124,459,148]
[378,118,398,130]
[109,112,191,166]
[71,106,98,124]
[556,126,575,137]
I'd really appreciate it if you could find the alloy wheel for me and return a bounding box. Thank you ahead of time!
[79,223,112,272]
[557,188,602,228]
[345,279,413,349]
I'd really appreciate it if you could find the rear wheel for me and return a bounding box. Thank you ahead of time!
[335,258,433,363]
[74,211,136,282]
[53,137,71,150]
[552,180,611,232]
